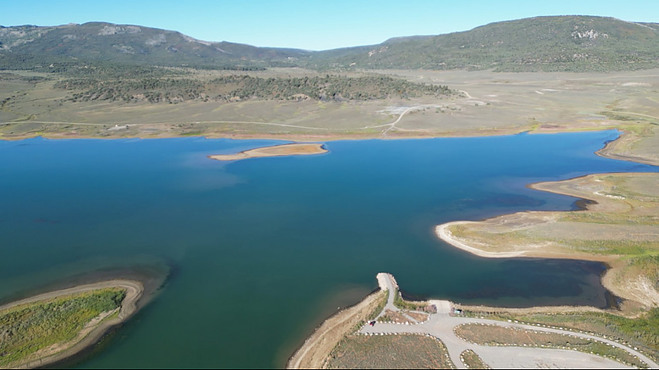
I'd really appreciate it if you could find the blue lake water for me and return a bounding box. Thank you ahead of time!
[0,130,655,368]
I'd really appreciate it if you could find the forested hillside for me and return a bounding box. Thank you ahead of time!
[54,74,454,103]
[310,16,659,71]
[2,16,658,72]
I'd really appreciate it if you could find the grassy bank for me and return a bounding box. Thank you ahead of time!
[442,172,659,310]
[0,287,126,368]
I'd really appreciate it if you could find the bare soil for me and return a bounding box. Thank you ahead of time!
[208,143,327,161]
[377,309,414,324]
[326,334,454,369]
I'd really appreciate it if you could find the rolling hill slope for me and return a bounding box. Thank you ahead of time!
[1,16,658,72]
[0,22,309,70]
[311,16,659,71]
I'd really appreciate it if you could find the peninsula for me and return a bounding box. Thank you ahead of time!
[0,280,144,369]
[436,172,659,310]
[289,273,659,368]
[288,129,659,368]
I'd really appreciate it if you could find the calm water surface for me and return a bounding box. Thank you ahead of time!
[0,131,655,368]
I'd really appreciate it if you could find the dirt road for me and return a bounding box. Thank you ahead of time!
[360,276,657,369]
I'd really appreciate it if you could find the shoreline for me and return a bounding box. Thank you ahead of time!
[595,129,659,166]
[208,142,327,161]
[435,172,659,309]
[0,126,618,144]
[435,223,527,259]
[292,274,659,369]
[435,219,621,264]
[287,290,387,369]
[1,279,145,369]
[3,124,656,366]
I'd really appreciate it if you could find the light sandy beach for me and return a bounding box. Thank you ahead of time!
[435,223,527,258]
[434,171,659,309]
[209,143,327,161]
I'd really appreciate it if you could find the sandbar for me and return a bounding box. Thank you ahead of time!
[0,279,144,369]
[208,143,327,161]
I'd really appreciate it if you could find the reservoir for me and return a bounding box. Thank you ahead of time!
[0,130,655,368]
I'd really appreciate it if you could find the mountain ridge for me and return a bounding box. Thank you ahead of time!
[2,15,658,72]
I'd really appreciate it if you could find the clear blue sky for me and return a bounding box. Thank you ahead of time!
[2,0,657,50]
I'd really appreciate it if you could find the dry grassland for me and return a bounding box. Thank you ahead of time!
[2,69,657,153]
[326,334,454,369]
[443,173,659,310]
[460,349,490,369]
[455,323,646,367]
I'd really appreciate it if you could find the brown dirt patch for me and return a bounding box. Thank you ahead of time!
[378,309,412,324]
[460,349,490,369]
[209,143,327,161]
[327,334,454,369]
[405,311,429,322]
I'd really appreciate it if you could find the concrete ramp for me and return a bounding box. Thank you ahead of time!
[429,300,453,314]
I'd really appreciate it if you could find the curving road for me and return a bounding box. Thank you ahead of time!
[362,274,656,369]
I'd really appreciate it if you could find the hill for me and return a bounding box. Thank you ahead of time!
[0,22,309,71]
[1,16,658,72]
[311,16,659,71]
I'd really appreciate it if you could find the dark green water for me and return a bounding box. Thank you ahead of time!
[0,131,655,368]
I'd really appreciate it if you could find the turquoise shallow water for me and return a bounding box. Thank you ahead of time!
[0,130,656,368]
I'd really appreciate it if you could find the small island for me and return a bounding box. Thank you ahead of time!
[208,143,327,161]
[0,280,144,369]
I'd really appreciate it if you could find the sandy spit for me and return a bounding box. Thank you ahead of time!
[435,223,526,258]
[209,142,327,161]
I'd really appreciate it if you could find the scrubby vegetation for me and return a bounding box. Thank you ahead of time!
[311,16,659,72]
[455,323,648,368]
[460,349,490,369]
[0,288,126,367]
[393,290,430,311]
[446,173,659,310]
[54,74,453,103]
[367,290,388,322]
[461,308,659,362]
[3,16,657,73]
[327,334,454,369]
